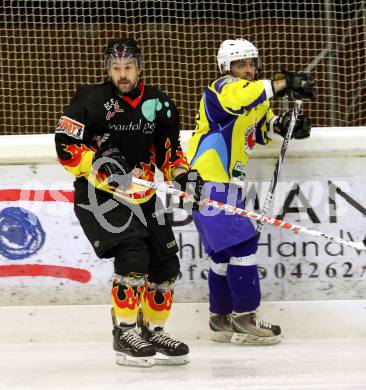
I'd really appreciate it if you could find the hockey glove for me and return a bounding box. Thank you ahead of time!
[92,145,132,190]
[274,70,316,100]
[174,169,204,211]
[275,110,312,139]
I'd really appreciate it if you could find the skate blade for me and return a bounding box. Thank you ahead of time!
[154,353,190,366]
[211,331,233,343]
[115,352,155,367]
[231,333,282,346]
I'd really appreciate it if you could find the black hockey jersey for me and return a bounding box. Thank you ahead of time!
[55,81,189,203]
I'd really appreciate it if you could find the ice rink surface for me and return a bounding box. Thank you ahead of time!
[1,338,366,390]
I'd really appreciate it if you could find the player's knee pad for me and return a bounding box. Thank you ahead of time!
[113,238,150,275]
[209,250,230,276]
[229,253,257,266]
[228,235,258,259]
[111,273,145,326]
[140,278,175,330]
[147,253,180,283]
[209,259,229,276]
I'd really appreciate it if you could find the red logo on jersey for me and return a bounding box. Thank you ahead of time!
[105,99,124,120]
[245,125,256,154]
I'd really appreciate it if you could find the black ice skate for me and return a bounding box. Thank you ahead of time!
[231,311,282,345]
[209,312,234,342]
[141,327,189,365]
[113,324,156,367]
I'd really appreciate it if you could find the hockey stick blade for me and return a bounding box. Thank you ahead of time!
[132,177,366,251]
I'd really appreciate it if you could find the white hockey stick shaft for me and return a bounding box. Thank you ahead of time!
[256,99,303,236]
[132,176,366,251]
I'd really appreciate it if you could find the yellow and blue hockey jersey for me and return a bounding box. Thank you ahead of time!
[187,76,276,183]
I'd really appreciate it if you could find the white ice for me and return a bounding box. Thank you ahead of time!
[1,338,366,390]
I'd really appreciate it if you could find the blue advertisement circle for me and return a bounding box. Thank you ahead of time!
[0,207,46,260]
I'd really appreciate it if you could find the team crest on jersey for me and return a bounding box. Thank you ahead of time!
[104,98,124,120]
[56,116,85,139]
[244,125,256,154]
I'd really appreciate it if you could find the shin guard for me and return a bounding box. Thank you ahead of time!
[208,261,233,314]
[111,273,145,326]
[140,279,174,331]
[227,256,261,313]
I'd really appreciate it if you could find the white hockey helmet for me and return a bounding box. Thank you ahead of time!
[217,38,261,75]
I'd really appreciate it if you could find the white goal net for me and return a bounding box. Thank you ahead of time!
[1,1,365,134]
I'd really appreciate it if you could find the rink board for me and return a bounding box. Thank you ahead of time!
[0,129,366,305]
[1,300,366,343]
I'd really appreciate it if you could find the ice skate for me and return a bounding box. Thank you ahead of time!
[113,324,156,367]
[141,327,189,365]
[209,312,234,342]
[231,311,282,345]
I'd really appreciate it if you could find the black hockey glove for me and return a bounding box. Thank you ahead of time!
[275,110,312,139]
[92,145,132,190]
[274,70,316,100]
[174,169,204,211]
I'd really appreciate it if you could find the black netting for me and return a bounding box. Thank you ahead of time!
[1,0,365,134]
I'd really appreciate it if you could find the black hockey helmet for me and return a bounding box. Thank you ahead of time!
[104,38,142,68]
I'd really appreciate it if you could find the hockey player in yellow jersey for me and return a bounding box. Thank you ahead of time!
[187,38,315,345]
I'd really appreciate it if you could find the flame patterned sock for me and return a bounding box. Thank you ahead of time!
[140,279,174,331]
[111,273,145,326]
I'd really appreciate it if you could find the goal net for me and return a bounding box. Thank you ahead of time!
[1,0,365,135]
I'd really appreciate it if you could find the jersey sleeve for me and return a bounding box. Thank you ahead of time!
[54,85,96,178]
[212,77,274,115]
[153,94,189,181]
[255,106,277,145]
[210,77,276,146]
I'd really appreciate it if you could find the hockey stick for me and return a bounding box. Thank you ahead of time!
[131,176,366,251]
[256,99,303,237]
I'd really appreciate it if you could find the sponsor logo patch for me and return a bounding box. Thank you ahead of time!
[56,116,85,139]
[232,161,247,183]
[166,240,177,249]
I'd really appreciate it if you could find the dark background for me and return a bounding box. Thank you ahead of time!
[1,0,365,134]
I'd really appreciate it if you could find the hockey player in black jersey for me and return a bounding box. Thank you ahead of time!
[55,38,203,367]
